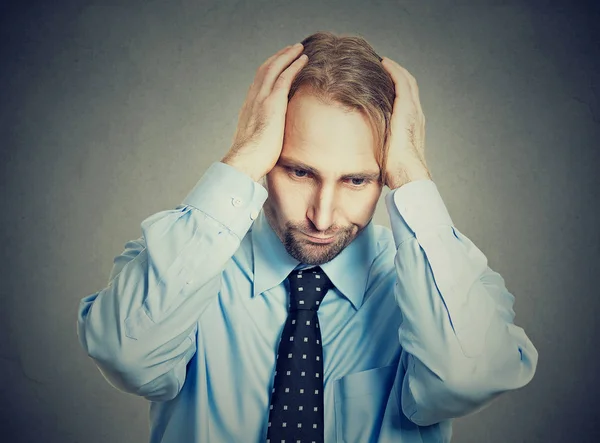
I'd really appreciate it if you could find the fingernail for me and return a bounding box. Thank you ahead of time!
[293,42,303,49]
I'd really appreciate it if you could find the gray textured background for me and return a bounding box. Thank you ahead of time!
[1,0,599,442]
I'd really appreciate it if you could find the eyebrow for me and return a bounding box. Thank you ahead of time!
[277,157,381,181]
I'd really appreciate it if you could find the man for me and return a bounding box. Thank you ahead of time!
[77,31,538,442]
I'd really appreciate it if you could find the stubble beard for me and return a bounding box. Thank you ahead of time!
[282,222,357,265]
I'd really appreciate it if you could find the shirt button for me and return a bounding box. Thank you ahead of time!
[232,197,242,207]
[250,210,259,220]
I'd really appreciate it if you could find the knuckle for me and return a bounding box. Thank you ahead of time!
[274,73,287,85]
[257,60,274,77]
[277,70,293,85]
[270,78,286,93]
[255,63,267,78]
[262,94,278,111]
[263,63,278,77]
[253,88,269,103]
[247,81,259,97]
[255,97,271,115]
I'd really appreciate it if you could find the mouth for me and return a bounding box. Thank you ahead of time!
[301,232,336,244]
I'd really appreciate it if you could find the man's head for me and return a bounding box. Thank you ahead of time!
[262,31,396,265]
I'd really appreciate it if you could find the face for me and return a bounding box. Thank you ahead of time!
[263,87,383,265]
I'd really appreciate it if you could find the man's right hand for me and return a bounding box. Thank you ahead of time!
[221,43,308,182]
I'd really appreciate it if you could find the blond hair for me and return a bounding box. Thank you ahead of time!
[289,31,395,183]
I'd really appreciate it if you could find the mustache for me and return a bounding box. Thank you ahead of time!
[285,221,349,237]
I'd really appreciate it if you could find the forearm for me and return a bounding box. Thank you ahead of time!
[385,182,538,425]
[395,230,537,424]
[76,162,267,400]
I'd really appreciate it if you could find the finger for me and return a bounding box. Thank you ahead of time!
[272,53,308,95]
[383,58,420,100]
[246,45,294,96]
[257,44,305,98]
[382,57,423,116]
[246,44,294,96]
[382,58,427,159]
[401,67,423,117]
[381,57,413,111]
[259,44,294,71]
[392,60,423,117]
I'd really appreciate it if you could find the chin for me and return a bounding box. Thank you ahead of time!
[284,228,355,265]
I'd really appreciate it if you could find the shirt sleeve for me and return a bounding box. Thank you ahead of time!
[76,162,267,401]
[384,179,538,426]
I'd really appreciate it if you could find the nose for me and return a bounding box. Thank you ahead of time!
[306,184,336,233]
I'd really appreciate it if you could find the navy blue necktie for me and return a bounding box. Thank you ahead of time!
[266,267,333,443]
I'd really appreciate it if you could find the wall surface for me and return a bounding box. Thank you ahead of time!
[1,0,599,442]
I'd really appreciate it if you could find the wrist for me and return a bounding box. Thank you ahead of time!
[385,160,432,189]
[221,155,265,182]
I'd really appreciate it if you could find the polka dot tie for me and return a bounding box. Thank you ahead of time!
[266,267,333,443]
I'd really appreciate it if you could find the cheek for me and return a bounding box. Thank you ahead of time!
[268,172,381,223]
[341,188,381,222]
[267,175,309,215]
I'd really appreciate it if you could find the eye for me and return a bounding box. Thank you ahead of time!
[291,168,308,178]
[346,177,371,188]
[350,178,366,186]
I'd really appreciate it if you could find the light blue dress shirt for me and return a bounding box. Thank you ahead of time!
[77,161,538,442]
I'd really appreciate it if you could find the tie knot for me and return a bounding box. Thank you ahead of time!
[287,267,333,312]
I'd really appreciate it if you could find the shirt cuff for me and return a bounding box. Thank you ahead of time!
[384,179,454,246]
[181,162,268,240]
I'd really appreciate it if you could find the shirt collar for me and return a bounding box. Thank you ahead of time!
[251,210,378,310]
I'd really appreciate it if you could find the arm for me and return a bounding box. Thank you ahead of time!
[76,162,267,401]
[77,42,308,402]
[385,178,538,426]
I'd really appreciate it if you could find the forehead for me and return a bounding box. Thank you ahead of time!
[281,89,380,176]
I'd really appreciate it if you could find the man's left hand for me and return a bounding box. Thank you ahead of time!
[381,57,433,189]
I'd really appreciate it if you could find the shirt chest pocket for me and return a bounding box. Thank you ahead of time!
[333,364,399,443]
